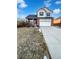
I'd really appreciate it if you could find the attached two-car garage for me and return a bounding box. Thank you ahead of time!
[39,19,51,26]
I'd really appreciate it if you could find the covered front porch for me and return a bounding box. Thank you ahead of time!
[26,15,39,27]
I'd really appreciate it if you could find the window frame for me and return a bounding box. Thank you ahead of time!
[39,12,44,16]
[47,13,50,16]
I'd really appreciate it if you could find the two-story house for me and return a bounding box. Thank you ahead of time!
[26,7,53,26]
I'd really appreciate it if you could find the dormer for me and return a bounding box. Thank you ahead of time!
[37,7,52,17]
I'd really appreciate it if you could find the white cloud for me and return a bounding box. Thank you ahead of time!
[20,15,27,19]
[44,0,52,7]
[18,0,24,3]
[55,1,61,4]
[17,13,27,19]
[53,9,61,14]
[17,0,28,8]
[19,2,27,8]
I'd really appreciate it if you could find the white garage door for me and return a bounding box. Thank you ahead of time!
[39,19,51,26]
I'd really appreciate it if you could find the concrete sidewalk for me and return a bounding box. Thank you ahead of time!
[40,26,61,59]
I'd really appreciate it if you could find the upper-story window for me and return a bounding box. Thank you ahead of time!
[47,13,50,16]
[39,12,44,16]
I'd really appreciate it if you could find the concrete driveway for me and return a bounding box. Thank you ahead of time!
[40,26,61,59]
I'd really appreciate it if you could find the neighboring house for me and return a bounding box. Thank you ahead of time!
[52,17,61,27]
[26,7,53,27]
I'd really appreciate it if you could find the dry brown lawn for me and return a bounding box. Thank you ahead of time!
[17,27,51,59]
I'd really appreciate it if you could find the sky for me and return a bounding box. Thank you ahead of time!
[17,0,61,19]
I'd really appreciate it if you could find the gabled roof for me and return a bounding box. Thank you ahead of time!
[56,16,61,19]
[26,14,53,20]
[37,7,53,13]
[26,15,37,19]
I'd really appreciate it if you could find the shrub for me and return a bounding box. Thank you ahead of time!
[17,21,26,28]
[17,20,34,28]
[25,21,34,27]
